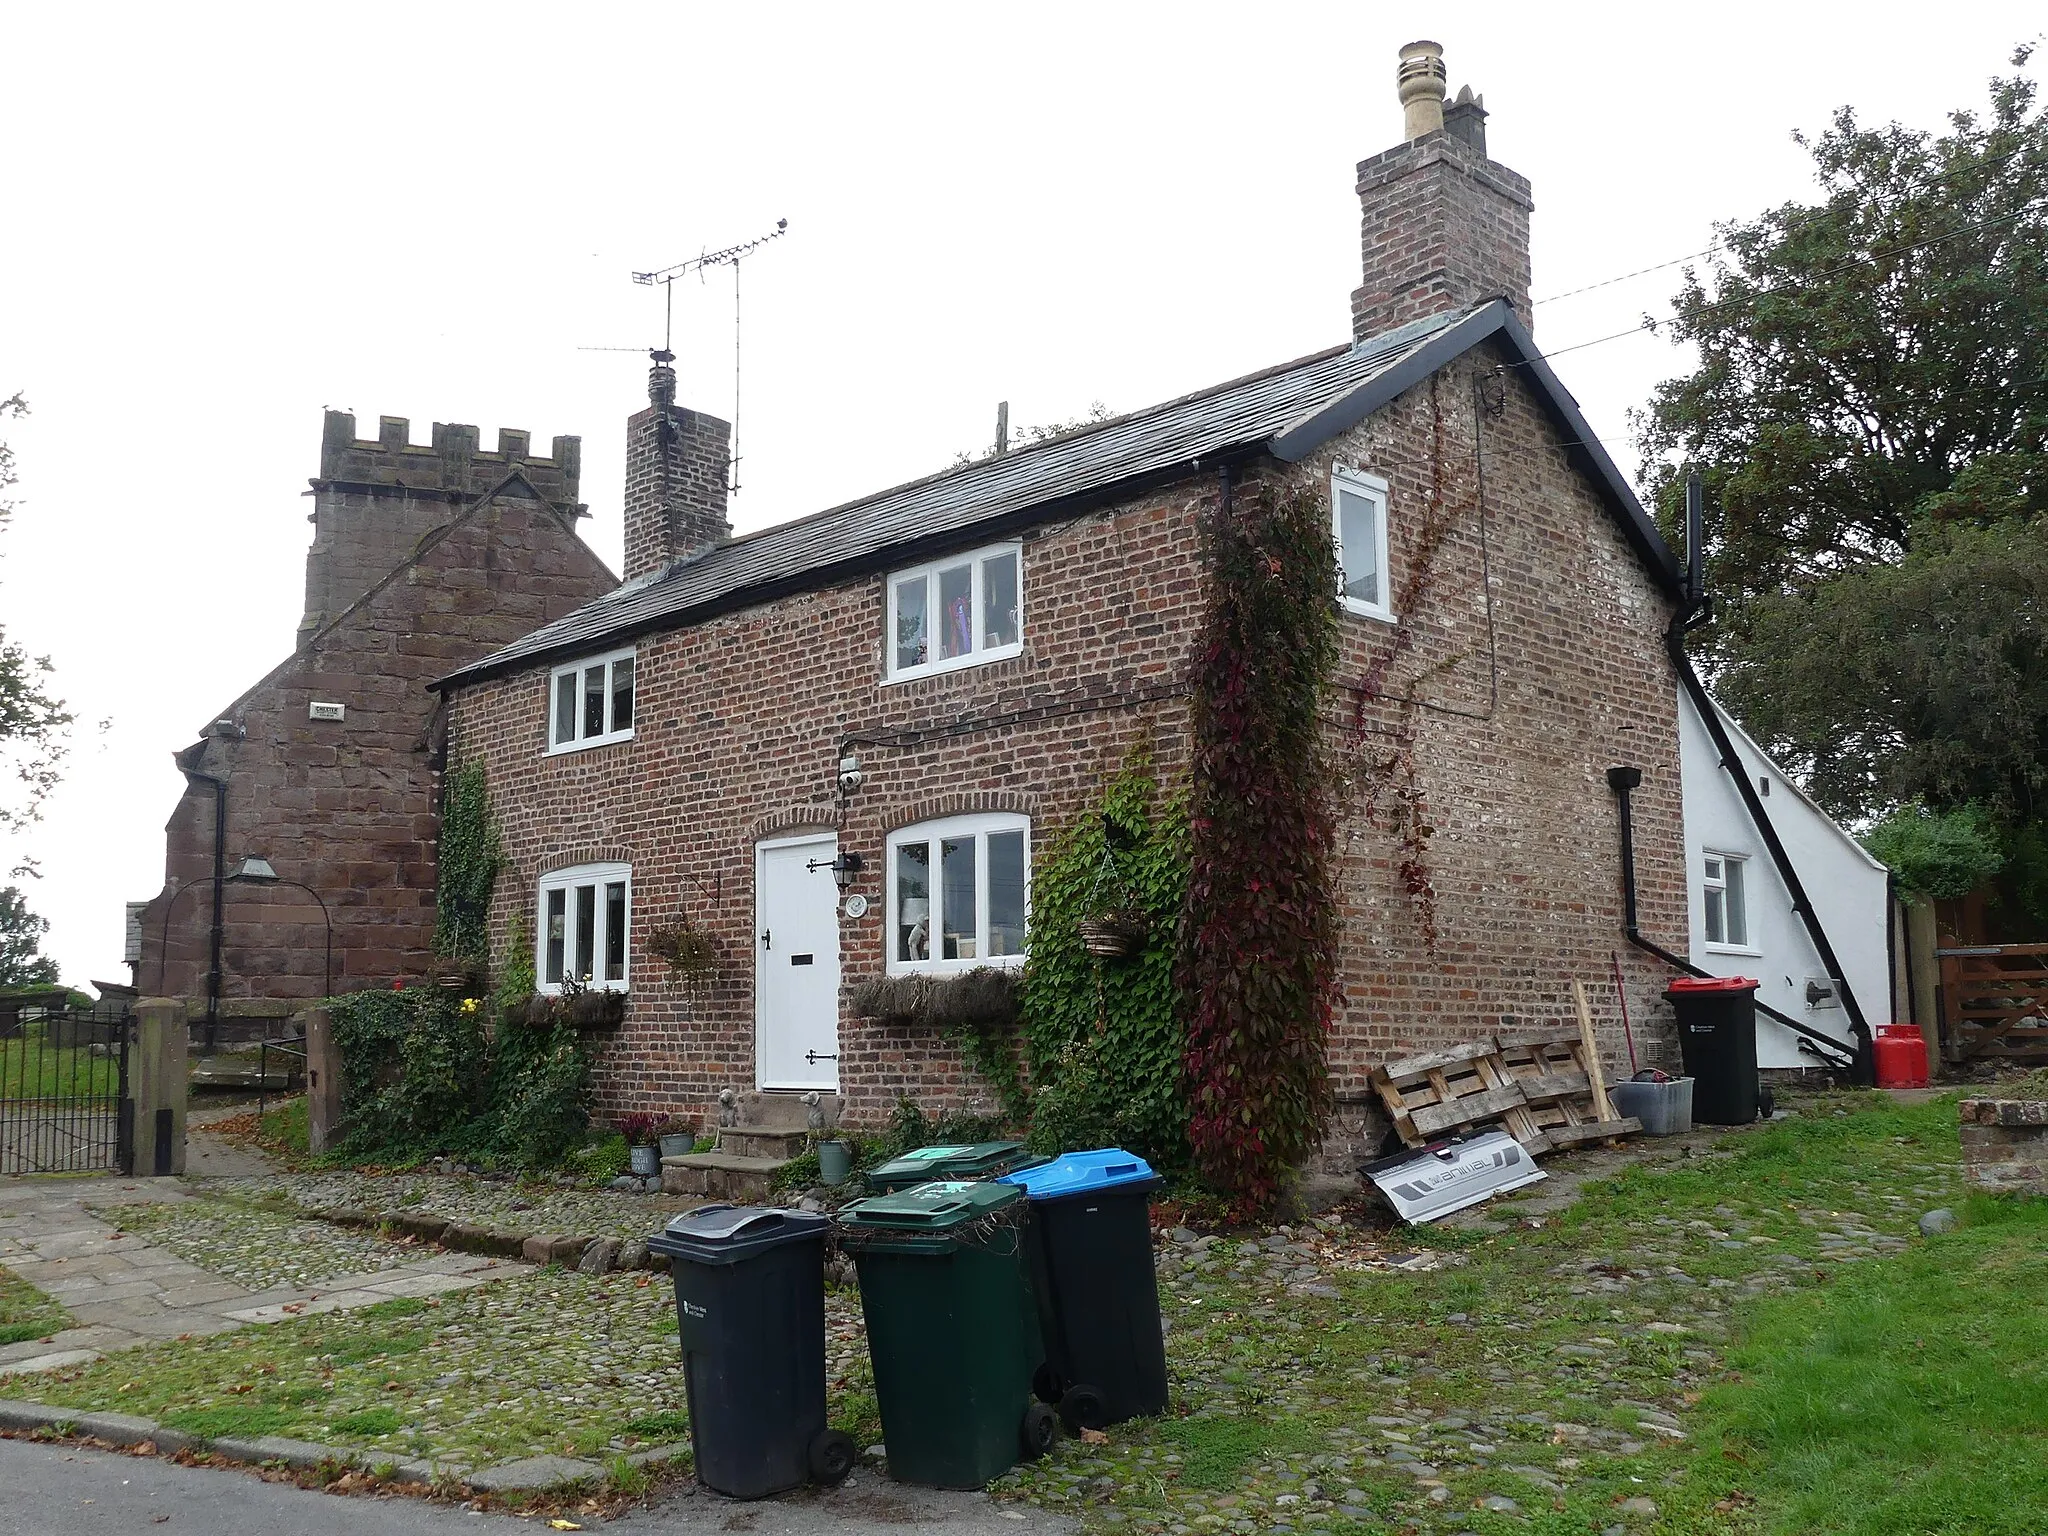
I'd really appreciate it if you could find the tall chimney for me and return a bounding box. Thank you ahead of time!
[1350,41,1534,343]
[622,358,732,583]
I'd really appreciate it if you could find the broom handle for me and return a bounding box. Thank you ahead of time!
[1611,951,1638,1075]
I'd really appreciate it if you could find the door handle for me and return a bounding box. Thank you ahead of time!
[760,930,770,950]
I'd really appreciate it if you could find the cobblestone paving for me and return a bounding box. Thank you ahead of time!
[99,1196,425,1293]
[210,1169,695,1243]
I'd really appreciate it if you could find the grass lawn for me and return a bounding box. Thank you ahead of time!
[0,1021,120,1098]
[1,1265,72,1348]
[1003,1092,2040,1535]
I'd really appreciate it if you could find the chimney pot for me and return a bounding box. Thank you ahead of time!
[648,361,677,409]
[1397,40,1447,139]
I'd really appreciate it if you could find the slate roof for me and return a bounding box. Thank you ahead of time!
[437,301,1676,690]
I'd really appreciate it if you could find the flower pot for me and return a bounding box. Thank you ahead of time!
[817,1138,854,1187]
[1078,909,1148,960]
[630,1143,662,1178]
[659,1133,695,1161]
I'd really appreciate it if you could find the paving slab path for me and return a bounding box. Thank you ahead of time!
[0,1178,529,1377]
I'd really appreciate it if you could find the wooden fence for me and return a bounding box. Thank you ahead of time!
[1939,943,2048,1063]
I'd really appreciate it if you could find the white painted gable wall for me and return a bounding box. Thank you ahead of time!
[1675,689,1893,1068]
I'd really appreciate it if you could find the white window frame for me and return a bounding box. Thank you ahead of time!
[884,541,1025,683]
[1702,850,1756,953]
[1331,465,1395,623]
[547,647,637,754]
[885,812,1031,975]
[537,861,632,992]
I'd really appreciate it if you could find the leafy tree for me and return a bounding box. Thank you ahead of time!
[0,885,61,987]
[1863,803,2006,903]
[0,394,73,834]
[1635,49,2048,922]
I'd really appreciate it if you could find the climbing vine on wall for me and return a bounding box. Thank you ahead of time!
[1180,475,1341,1213]
[1020,738,1191,1169]
[433,759,501,965]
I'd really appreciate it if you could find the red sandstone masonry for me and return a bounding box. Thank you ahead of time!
[447,343,1688,1141]
[141,491,616,1014]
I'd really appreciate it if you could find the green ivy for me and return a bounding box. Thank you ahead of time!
[434,760,501,965]
[327,985,593,1169]
[1020,740,1191,1169]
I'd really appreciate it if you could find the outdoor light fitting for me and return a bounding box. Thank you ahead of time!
[228,857,280,884]
[808,851,866,890]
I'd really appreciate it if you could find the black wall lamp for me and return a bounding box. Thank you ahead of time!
[808,850,866,891]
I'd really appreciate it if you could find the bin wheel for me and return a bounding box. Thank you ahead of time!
[808,1429,856,1486]
[1020,1402,1058,1460]
[1057,1383,1107,1433]
[1758,1086,1777,1118]
[1032,1361,1065,1404]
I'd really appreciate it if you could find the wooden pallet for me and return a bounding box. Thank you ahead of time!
[1371,982,1639,1154]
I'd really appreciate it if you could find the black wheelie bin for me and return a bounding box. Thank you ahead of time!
[648,1205,855,1499]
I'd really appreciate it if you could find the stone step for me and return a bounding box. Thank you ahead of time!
[732,1090,841,1131]
[660,1152,789,1204]
[717,1126,809,1161]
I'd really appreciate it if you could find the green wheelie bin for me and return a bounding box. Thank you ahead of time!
[839,1180,1056,1487]
[864,1140,1042,1194]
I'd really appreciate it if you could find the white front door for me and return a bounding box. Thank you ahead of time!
[755,833,842,1091]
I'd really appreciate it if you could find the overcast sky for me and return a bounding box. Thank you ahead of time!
[1,1,2038,989]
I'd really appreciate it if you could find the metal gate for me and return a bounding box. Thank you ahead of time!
[0,997,133,1175]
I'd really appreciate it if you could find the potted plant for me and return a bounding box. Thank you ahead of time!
[655,1115,700,1161]
[648,921,722,993]
[618,1113,662,1178]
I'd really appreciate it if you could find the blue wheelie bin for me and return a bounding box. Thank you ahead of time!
[999,1149,1168,1430]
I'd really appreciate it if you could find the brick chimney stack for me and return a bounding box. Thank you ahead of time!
[622,358,731,582]
[1350,40,1534,343]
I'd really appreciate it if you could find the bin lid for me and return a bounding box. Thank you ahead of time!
[646,1203,829,1265]
[1665,975,1758,993]
[838,1179,1022,1232]
[998,1148,1158,1201]
[867,1140,1030,1183]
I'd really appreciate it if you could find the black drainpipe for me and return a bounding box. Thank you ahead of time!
[1607,763,1857,1075]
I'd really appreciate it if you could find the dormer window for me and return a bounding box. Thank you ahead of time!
[548,648,635,753]
[885,542,1023,682]
[1332,466,1394,623]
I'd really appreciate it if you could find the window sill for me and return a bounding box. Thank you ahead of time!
[884,642,1024,687]
[884,954,1027,977]
[538,982,630,996]
[1702,943,1763,958]
[545,730,635,757]
[1338,597,1398,625]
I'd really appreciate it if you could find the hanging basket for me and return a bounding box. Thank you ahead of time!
[1078,906,1149,960]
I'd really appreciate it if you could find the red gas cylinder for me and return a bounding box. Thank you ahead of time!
[1873,1025,1930,1089]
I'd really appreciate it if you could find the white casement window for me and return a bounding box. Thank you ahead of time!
[548,648,635,753]
[538,862,631,992]
[886,813,1030,974]
[1331,466,1394,622]
[885,542,1023,682]
[1702,851,1752,950]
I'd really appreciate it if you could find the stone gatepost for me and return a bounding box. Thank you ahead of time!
[302,1005,342,1154]
[131,998,189,1177]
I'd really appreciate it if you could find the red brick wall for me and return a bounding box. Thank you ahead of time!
[449,346,1687,1140]
[139,493,616,1016]
[1350,133,1536,341]
[622,368,731,583]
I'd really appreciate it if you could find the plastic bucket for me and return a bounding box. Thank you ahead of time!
[1611,1075,1694,1136]
[818,1139,854,1186]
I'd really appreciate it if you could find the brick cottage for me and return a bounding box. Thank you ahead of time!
[135,418,617,1040]
[435,40,1696,1155]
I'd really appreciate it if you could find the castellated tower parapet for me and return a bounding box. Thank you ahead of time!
[301,412,587,643]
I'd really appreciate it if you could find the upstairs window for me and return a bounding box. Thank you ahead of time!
[549,648,635,753]
[886,813,1030,973]
[1332,466,1394,622]
[1702,851,1751,950]
[538,862,631,991]
[886,542,1023,681]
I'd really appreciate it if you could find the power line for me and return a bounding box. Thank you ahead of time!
[1532,140,2040,307]
[1518,193,2048,370]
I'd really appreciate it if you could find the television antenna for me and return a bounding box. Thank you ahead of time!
[632,219,789,494]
